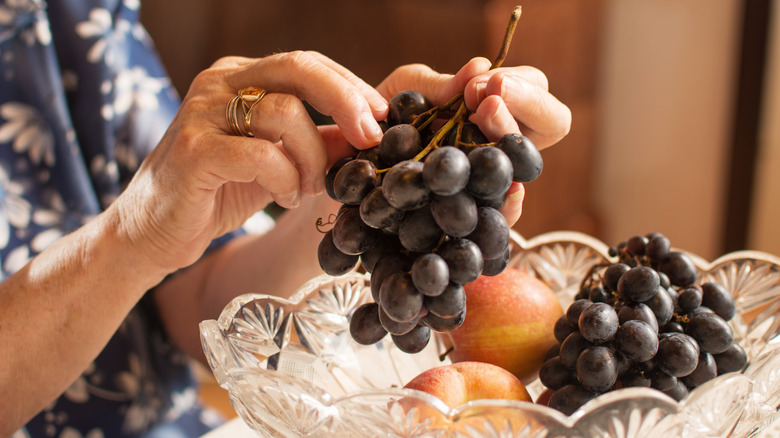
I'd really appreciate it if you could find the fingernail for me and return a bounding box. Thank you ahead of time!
[282,191,300,208]
[362,116,383,144]
[475,82,487,103]
[313,175,325,195]
[507,184,524,201]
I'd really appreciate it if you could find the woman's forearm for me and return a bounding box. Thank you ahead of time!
[0,207,170,435]
[153,194,340,361]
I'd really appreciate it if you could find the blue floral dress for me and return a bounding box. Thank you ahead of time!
[1,0,229,436]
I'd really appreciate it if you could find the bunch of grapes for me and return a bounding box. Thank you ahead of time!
[317,89,544,354]
[539,232,747,415]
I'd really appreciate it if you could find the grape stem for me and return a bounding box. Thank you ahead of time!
[378,5,523,175]
[415,6,522,160]
[492,6,522,69]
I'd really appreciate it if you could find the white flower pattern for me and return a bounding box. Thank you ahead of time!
[0,102,55,166]
[75,8,130,66]
[0,0,51,47]
[100,67,167,120]
[3,0,220,436]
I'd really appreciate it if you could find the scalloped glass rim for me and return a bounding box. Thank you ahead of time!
[200,230,780,438]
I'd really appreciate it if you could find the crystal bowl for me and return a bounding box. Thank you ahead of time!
[200,230,780,437]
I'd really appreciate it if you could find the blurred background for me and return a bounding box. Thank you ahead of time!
[141,0,779,263]
[139,0,779,421]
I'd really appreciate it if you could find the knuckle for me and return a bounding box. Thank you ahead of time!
[275,50,318,71]
[269,94,307,125]
[520,66,549,90]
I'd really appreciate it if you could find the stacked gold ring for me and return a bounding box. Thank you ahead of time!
[226,86,268,137]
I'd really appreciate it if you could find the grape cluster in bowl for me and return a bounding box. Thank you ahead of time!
[317,90,543,354]
[540,232,747,415]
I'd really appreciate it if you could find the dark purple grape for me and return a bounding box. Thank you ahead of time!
[618,266,661,303]
[473,192,506,210]
[655,333,700,377]
[618,302,659,333]
[422,146,470,196]
[554,314,576,343]
[659,251,698,287]
[662,380,689,401]
[378,123,422,166]
[325,155,354,201]
[421,309,466,332]
[548,383,598,416]
[682,352,717,389]
[620,369,651,388]
[317,230,359,276]
[645,286,674,326]
[566,299,593,327]
[438,238,483,285]
[648,368,677,391]
[559,331,593,369]
[602,263,631,292]
[391,323,431,354]
[349,302,387,345]
[332,206,379,255]
[359,186,405,230]
[540,356,575,390]
[447,121,489,147]
[387,90,432,126]
[465,207,510,260]
[658,272,671,289]
[661,321,684,334]
[645,233,671,261]
[574,287,591,301]
[370,253,412,301]
[398,206,442,253]
[626,235,648,257]
[466,146,513,199]
[678,286,703,313]
[615,320,659,362]
[700,282,736,321]
[382,160,431,211]
[714,343,747,374]
[576,346,618,392]
[360,233,402,273]
[545,343,561,361]
[379,272,423,323]
[430,191,478,237]
[411,253,449,297]
[356,146,387,170]
[378,305,419,336]
[495,133,543,183]
[482,245,511,277]
[684,312,733,354]
[588,286,610,303]
[578,302,619,344]
[333,159,381,205]
[424,282,466,318]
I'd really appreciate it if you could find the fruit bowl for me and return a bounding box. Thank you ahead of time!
[199,230,780,437]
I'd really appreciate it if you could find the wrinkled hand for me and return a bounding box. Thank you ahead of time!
[375,57,572,226]
[112,51,388,272]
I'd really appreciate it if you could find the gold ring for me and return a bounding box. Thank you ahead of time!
[225,86,267,137]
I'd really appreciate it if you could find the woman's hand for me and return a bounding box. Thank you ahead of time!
[112,51,388,273]
[375,57,571,226]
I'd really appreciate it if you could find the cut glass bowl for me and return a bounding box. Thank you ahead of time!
[200,230,780,437]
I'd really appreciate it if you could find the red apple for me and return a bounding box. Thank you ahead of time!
[403,361,532,409]
[448,268,563,384]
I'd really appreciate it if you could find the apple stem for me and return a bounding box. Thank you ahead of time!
[439,346,454,362]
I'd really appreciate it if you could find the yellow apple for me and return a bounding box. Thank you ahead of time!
[448,268,563,384]
[403,361,532,409]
